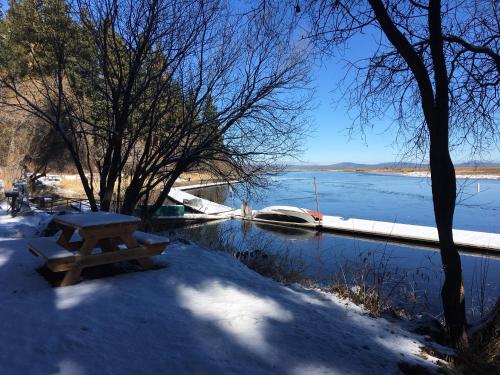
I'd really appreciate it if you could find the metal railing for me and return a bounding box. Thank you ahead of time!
[32,196,128,213]
[32,196,95,213]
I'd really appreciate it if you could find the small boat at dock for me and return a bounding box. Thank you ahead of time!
[253,206,322,224]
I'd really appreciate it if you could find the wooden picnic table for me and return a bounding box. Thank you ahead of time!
[28,212,168,286]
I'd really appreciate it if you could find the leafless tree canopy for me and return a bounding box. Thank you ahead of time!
[280,0,499,347]
[0,0,312,213]
[304,0,499,158]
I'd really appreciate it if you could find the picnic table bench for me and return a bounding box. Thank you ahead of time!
[28,212,169,286]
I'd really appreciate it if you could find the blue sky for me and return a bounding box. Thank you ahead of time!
[1,0,497,165]
[298,30,415,165]
[303,54,401,165]
[301,35,500,165]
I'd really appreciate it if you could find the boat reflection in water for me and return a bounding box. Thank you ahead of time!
[254,222,321,241]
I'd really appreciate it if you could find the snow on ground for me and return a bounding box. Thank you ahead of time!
[0,202,53,239]
[0,209,440,374]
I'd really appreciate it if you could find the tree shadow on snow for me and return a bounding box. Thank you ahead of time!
[0,241,432,374]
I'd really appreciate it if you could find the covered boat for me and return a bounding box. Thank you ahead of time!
[253,206,322,224]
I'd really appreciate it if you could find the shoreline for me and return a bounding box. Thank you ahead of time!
[285,167,500,180]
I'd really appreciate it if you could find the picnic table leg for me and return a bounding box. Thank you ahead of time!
[60,237,97,287]
[135,257,154,269]
[60,268,82,287]
[98,237,120,252]
[120,234,154,270]
[56,225,76,249]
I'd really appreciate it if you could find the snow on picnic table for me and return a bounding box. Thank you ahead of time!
[54,211,141,228]
[0,210,439,374]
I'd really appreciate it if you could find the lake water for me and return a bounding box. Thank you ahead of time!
[160,171,500,320]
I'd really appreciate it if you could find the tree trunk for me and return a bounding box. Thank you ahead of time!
[56,129,98,211]
[99,183,114,212]
[427,0,468,347]
[116,171,122,212]
[75,163,99,212]
[145,169,184,220]
[102,147,123,211]
[120,179,143,215]
[98,129,124,211]
[429,127,468,348]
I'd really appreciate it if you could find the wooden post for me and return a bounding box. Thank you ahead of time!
[313,176,320,214]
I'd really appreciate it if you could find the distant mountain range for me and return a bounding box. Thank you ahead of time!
[286,161,500,169]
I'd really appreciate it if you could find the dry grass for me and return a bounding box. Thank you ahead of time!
[242,252,307,285]
[56,172,222,198]
[57,175,91,197]
[0,166,24,191]
[175,171,227,186]
[414,300,500,375]
[236,248,406,317]
[238,249,499,375]
[455,167,500,175]
[327,284,389,317]
[449,300,500,374]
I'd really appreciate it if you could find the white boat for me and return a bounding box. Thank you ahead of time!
[253,206,322,224]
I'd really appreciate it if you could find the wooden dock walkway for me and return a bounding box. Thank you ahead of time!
[168,187,235,215]
[245,214,500,254]
[319,216,500,254]
[175,181,238,191]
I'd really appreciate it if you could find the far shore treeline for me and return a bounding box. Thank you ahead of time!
[284,162,500,175]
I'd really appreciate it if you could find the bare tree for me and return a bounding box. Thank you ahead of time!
[0,0,100,209]
[76,0,311,215]
[291,0,499,347]
[117,0,311,216]
[0,0,311,214]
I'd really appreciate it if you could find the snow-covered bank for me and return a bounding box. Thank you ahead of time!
[0,203,52,239]
[0,212,441,374]
[401,171,500,180]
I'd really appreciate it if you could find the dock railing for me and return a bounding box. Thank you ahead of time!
[32,196,93,213]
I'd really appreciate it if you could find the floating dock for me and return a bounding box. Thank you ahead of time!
[175,180,239,191]
[168,187,235,215]
[232,214,500,256]
[154,213,230,222]
[169,181,500,255]
[243,214,500,255]
[319,216,500,254]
